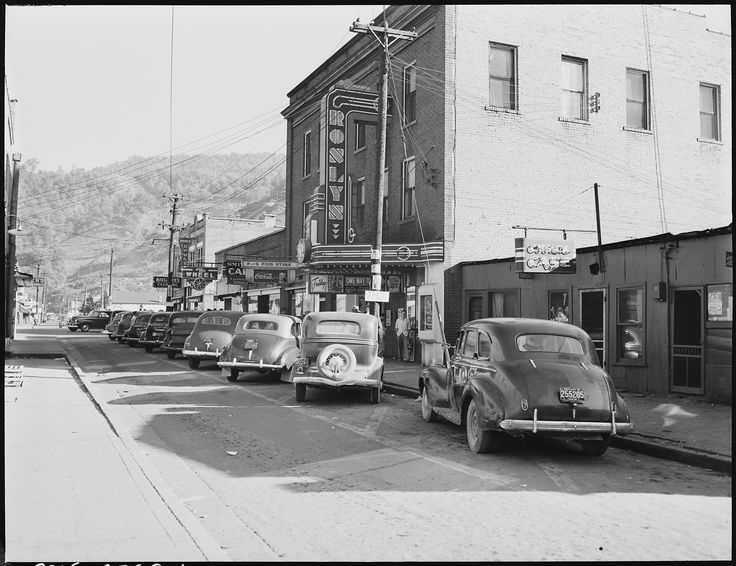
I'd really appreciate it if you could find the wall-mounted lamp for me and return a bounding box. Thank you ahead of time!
[6,214,26,236]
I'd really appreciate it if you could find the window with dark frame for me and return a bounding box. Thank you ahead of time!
[303,130,312,177]
[549,290,570,322]
[489,290,520,317]
[355,121,366,151]
[617,287,645,362]
[699,83,721,141]
[561,57,587,120]
[404,63,417,123]
[402,157,416,219]
[489,42,517,110]
[626,69,649,129]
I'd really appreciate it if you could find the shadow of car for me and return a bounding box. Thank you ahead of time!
[419,318,633,456]
[161,310,202,359]
[283,311,384,404]
[182,311,244,369]
[138,311,172,353]
[218,313,301,382]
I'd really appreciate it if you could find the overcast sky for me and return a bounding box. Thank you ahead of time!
[5,4,731,172]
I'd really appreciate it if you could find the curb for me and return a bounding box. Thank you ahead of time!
[611,436,732,475]
[384,382,732,475]
[61,342,231,561]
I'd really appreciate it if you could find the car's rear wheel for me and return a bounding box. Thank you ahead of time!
[295,383,307,402]
[145,345,153,353]
[108,335,115,341]
[579,435,611,456]
[466,398,505,454]
[79,324,89,332]
[421,386,439,422]
[188,358,200,370]
[227,369,239,382]
[117,337,123,343]
[128,341,136,347]
[166,351,176,359]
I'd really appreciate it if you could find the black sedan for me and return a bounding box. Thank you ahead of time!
[419,318,633,456]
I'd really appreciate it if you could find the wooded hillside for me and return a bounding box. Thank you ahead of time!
[15,152,286,308]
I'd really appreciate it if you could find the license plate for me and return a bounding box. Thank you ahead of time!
[293,356,310,368]
[244,339,258,350]
[559,387,585,403]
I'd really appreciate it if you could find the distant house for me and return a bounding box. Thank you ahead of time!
[110,290,167,312]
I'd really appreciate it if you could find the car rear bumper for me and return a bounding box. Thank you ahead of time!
[292,374,381,388]
[182,348,221,358]
[500,418,633,435]
[218,359,281,370]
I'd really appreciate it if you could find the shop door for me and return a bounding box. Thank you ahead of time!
[580,289,606,369]
[671,288,704,394]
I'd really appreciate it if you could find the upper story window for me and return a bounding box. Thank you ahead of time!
[353,177,366,228]
[303,130,312,178]
[404,63,417,124]
[561,56,588,120]
[488,42,517,110]
[626,69,649,130]
[355,121,366,151]
[402,157,416,219]
[699,83,721,141]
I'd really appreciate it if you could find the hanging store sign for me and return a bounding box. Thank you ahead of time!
[224,260,297,286]
[320,88,392,244]
[153,276,182,288]
[181,266,219,280]
[514,238,576,273]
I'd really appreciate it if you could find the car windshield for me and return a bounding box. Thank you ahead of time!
[240,320,278,331]
[516,334,584,354]
[315,320,361,336]
[172,314,200,324]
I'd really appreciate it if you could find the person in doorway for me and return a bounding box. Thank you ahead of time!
[395,308,409,361]
[32,313,38,327]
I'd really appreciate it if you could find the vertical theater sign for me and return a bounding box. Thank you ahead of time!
[308,87,392,245]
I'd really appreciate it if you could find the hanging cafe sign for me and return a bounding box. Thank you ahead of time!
[515,238,576,274]
[224,259,298,286]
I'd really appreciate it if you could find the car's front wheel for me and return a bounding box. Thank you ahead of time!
[188,358,200,370]
[79,324,90,332]
[295,383,307,402]
[579,435,611,456]
[421,386,438,422]
[166,351,175,359]
[466,398,505,454]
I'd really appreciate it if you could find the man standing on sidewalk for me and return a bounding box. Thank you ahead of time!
[395,308,409,361]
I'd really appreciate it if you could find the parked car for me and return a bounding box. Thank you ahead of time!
[111,311,137,342]
[161,310,202,359]
[67,310,119,332]
[284,311,384,404]
[125,312,153,346]
[104,311,127,340]
[181,311,244,369]
[138,312,172,352]
[218,313,302,382]
[419,318,633,456]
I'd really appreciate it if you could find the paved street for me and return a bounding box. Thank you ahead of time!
[6,328,733,561]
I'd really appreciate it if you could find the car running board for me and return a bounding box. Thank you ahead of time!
[433,406,462,425]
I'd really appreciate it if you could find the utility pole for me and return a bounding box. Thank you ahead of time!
[161,193,182,311]
[41,273,47,322]
[35,263,41,322]
[108,247,114,308]
[98,274,105,309]
[350,17,417,316]
[594,182,605,273]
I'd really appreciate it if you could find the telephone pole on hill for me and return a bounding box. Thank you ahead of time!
[161,193,182,309]
[350,17,416,316]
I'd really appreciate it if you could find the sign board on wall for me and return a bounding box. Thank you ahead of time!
[365,290,389,303]
[514,238,576,273]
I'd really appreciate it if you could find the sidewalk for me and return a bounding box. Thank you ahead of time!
[381,358,732,474]
[4,327,228,562]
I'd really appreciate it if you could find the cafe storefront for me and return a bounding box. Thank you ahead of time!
[292,240,444,360]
